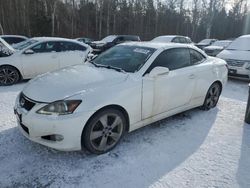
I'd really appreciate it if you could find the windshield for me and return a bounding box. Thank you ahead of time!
[198,39,212,44]
[92,45,156,73]
[212,41,231,47]
[226,37,250,51]
[13,39,38,50]
[101,35,117,43]
[151,36,172,43]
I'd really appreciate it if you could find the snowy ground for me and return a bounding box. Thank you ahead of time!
[0,79,250,188]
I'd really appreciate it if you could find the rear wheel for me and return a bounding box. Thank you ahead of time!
[0,66,20,86]
[82,109,126,154]
[201,82,222,111]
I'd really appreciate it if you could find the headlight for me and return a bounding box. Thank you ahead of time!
[37,100,82,115]
[244,61,250,70]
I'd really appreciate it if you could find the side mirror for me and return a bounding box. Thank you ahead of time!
[149,67,170,78]
[24,49,34,55]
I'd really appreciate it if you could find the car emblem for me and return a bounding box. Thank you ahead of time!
[20,98,25,107]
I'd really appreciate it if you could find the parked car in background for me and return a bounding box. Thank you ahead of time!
[76,37,93,45]
[90,35,141,54]
[0,35,28,45]
[14,42,227,154]
[204,40,232,56]
[217,35,250,80]
[0,37,92,86]
[151,35,193,44]
[196,39,217,50]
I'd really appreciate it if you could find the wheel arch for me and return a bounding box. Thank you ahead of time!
[81,104,130,145]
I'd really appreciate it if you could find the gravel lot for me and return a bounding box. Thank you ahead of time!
[0,79,250,188]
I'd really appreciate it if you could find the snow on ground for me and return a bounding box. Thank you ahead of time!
[0,79,250,188]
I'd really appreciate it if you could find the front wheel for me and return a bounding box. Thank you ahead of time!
[82,109,126,154]
[201,82,222,111]
[0,66,20,86]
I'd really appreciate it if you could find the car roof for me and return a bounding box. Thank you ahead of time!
[108,35,139,37]
[154,35,188,39]
[0,35,28,39]
[239,35,250,39]
[120,41,192,50]
[31,37,79,42]
[26,37,89,48]
[215,40,232,42]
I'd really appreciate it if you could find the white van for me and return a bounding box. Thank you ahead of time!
[217,35,250,79]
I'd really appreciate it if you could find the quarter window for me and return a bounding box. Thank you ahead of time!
[189,49,205,65]
[146,48,191,73]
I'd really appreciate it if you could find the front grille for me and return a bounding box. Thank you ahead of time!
[226,60,245,67]
[19,93,36,111]
[20,123,29,134]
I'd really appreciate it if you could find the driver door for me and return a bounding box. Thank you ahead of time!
[21,41,60,78]
[142,48,197,119]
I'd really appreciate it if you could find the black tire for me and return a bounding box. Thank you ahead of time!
[82,109,126,154]
[0,65,20,86]
[201,82,222,111]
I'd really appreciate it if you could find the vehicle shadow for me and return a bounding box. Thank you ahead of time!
[236,123,250,188]
[0,107,218,187]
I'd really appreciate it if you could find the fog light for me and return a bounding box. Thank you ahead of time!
[41,134,64,141]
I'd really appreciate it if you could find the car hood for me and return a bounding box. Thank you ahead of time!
[23,64,128,103]
[217,49,250,61]
[0,38,15,57]
[204,46,223,51]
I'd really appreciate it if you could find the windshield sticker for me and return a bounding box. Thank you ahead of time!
[133,48,150,54]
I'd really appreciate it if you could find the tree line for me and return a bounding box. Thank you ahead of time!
[0,0,249,42]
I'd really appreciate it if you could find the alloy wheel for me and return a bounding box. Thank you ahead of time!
[89,113,124,152]
[0,67,19,86]
[204,83,221,109]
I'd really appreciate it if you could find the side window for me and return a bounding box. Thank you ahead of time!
[60,42,86,52]
[189,49,206,65]
[146,48,190,73]
[75,44,87,51]
[31,43,44,53]
[44,42,59,52]
[3,37,15,44]
[186,38,192,44]
[179,37,187,44]
[31,42,59,53]
[172,37,180,43]
[116,37,125,43]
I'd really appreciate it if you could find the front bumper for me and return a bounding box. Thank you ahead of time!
[228,65,250,80]
[14,98,95,151]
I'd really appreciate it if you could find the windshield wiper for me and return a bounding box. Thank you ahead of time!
[90,62,126,73]
[99,64,126,73]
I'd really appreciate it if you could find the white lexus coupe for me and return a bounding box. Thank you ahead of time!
[0,37,92,86]
[14,42,228,154]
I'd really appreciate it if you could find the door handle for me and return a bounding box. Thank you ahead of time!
[189,74,195,79]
